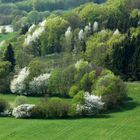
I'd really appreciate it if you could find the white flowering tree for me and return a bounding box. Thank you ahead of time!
[113,29,120,35]
[84,23,91,36]
[64,26,73,51]
[39,19,47,27]
[10,67,30,95]
[24,26,45,46]
[76,92,104,116]
[28,24,36,33]
[24,19,47,46]
[78,29,84,41]
[29,73,51,96]
[65,26,72,38]
[93,21,99,32]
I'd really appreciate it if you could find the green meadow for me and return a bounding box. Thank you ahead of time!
[0,82,139,140]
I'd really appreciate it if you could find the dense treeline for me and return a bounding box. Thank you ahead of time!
[0,0,105,26]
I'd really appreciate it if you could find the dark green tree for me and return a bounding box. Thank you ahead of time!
[3,44,16,71]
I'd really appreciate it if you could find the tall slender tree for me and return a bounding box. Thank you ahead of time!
[3,43,16,71]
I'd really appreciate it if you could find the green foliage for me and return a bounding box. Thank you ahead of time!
[0,61,11,77]
[41,16,69,55]
[0,98,9,113]
[28,60,45,81]
[72,90,85,104]
[79,73,91,91]
[85,26,140,80]
[48,69,62,96]
[129,9,140,27]
[86,30,113,65]
[69,85,79,98]
[30,97,70,119]
[94,72,127,109]
[14,96,27,106]
[0,61,11,93]
[48,65,75,97]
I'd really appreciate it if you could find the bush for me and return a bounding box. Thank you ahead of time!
[76,92,104,116]
[12,104,35,118]
[72,90,85,104]
[14,96,27,106]
[69,85,79,98]
[29,105,46,119]
[95,73,127,109]
[30,98,70,119]
[0,98,9,113]
[47,98,70,118]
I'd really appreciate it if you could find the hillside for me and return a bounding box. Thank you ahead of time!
[0,0,140,139]
[0,0,105,27]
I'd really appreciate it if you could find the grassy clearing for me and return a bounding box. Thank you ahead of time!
[0,82,140,140]
[0,94,42,104]
[0,32,16,42]
[0,94,71,105]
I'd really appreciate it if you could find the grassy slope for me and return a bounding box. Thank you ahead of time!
[0,82,140,140]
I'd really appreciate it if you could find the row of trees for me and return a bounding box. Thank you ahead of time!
[0,0,105,25]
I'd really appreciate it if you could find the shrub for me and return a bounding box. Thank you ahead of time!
[14,96,27,106]
[76,92,104,116]
[47,98,70,118]
[72,90,85,104]
[30,98,70,119]
[69,85,79,98]
[29,105,46,119]
[95,73,127,109]
[12,104,35,118]
[0,98,9,113]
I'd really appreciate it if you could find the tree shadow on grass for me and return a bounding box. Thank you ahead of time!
[67,114,111,120]
[105,97,140,114]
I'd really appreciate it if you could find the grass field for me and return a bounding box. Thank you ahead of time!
[0,82,140,140]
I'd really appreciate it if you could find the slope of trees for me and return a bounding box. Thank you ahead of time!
[0,0,140,97]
